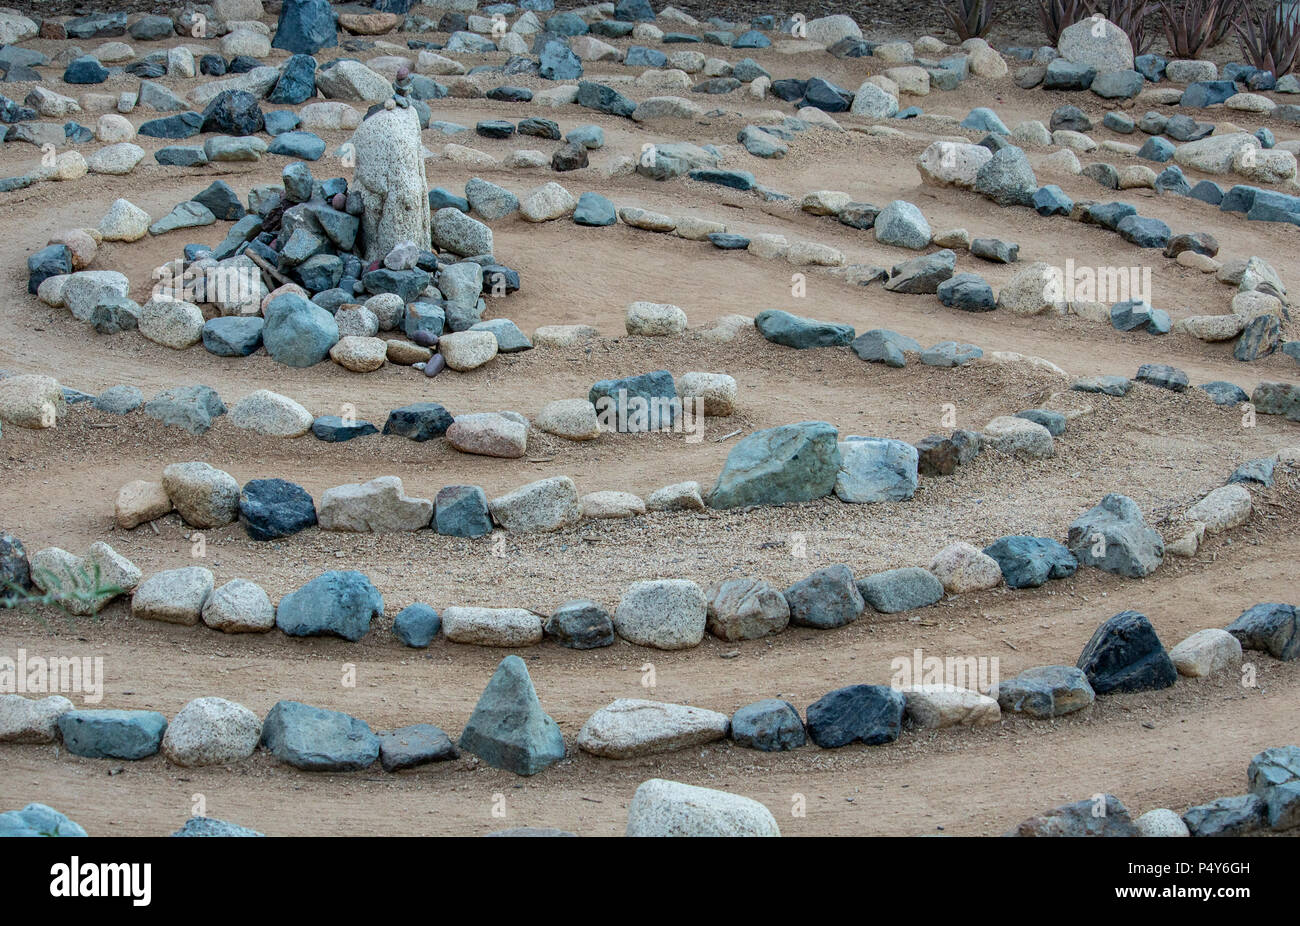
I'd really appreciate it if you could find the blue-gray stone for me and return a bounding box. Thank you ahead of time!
[960,106,1009,134]
[857,567,943,614]
[263,292,339,366]
[430,188,470,212]
[983,535,1078,588]
[1077,610,1177,694]
[171,816,264,837]
[1235,315,1281,362]
[994,665,1095,718]
[573,190,617,226]
[576,81,635,117]
[851,329,917,367]
[1116,214,1170,248]
[261,700,379,771]
[972,145,1037,207]
[1136,135,1175,162]
[1228,457,1275,487]
[268,53,317,104]
[94,385,143,415]
[58,710,168,760]
[805,684,905,747]
[1103,110,1135,133]
[538,37,583,81]
[689,168,757,190]
[393,603,441,647]
[378,723,458,771]
[239,478,317,541]
[1227,603,1299,660]
[1043,58,1095,90]
[730,699,805,751]
[434,484,491,537]
[155,145,208,166]
[384,402,453,440]
[1086,201,1138,230]
[268,131,325,160]
[544,599,614,649]
[458,655,565,776]
[708,420,840,509]
[363,267,431,302]
[276,571,383,641]
[836,436,918,502]
[1091,69,1143,98]
[566,124,604,148]
[143,384,226,434]
[201,89,264,136]
[1067,493,1164,577]
[785,564,864,629]
[1198,381,1249,406]
[1135,53,1166,81]
[1033,184,1073,215]
[1072,374,1132,396]
[920,341,982,367]
[754,309,854,348]
[201,316,264,357]
[140,111,207,140]
[264,110,301,136]
[937,272,996,311]
[970,238,1018,263]
[1110,299,1153,331]
[28,245,71,295]
[194,180,245,221]
[1154,165,1191,195]
[1017,409,1066,435]
[0,804,87,837]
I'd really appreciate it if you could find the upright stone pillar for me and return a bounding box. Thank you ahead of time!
[351,105,431,263]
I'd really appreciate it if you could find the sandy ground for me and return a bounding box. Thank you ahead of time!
[1,17,1299,836]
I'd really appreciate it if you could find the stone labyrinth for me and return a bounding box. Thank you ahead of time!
[0,0,1298,839]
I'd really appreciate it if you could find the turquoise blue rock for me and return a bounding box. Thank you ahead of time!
[709,421,840,509]
[275,570,384,641]
[458,655,565,776]
[58,709,168,760]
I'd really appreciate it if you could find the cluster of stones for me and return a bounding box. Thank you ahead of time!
[1008,745,1300,837]
[4,598,1296,837]
[914,134,1296,364]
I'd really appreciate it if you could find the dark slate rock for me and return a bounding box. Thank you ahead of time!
[57,709,168,760]
[1249,746,1300,795]
[63,56,109,84]
[937,273,996,312]
[708,420,840,509]
[27,245,71,295]
[972,145,1037,207]
[261,700,379,771]
[689,168,756,191]
[393,603,441,648]
[983,535,1078,589]
[708,232,749,249]
[1198,381,1249,406]
[1135,362,1188,392]
[885,250,957,294]
[1181,79,1236,107]
[201,89,264,136]
[1190,180,1224,205]
[784,564,864,629]
[730,699,806,751]
[970,238,1018,263]
[193,180,246,221]
[1183,794,1266,837]
[805,685,905,748]
[155,145,208,166]
[1043,58,1096,90]
[1115,214,1170,248]
[1050,105,1092,132]
[1166,113,1213,142]
[263,293,340,366]
[378,723,458,771]
[994,665,1095,718]
[1226,603,1299,660]
[801,77,852,112]
[1235,315,1280,362]
[140,112,207,140]
[363,267,430,303]
[311,415,379,442]
[576,81,635,117]
[1067,493,1164,577]
[383,402,454,441]
[202,316,264,357]
[433,484,492,537]
[1092,69,1143,98]
[837,202,880,228]
[1008,795,1137,836]
[273,0,339,55]
[1076,610,1177,694]
[1136,136,1175,162]
[239,478,317,541]
[588,370,679,431]
[754,309,853,348]
[1135,53,1166,82]
[275,571,384,642]
[1081,162,1119,189]
[0,533,32,604]
[93,386,143,416]
[458,655,566,776]
[544,599,615,649]
[1032,184,1073,216]
[850,329,917,367]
